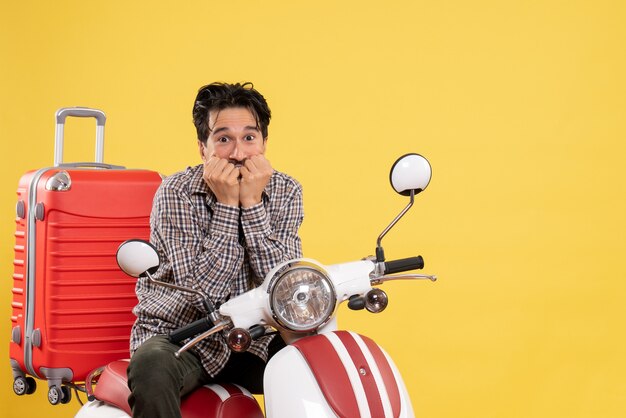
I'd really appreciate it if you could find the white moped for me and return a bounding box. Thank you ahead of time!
[76,153,437,418]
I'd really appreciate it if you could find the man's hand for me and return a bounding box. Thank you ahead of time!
[239,155,273,208]
[202,157,240,207]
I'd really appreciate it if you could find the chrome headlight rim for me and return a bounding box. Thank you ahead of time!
[267,260,336,333]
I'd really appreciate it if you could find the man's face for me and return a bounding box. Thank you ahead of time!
[198,107,266,165]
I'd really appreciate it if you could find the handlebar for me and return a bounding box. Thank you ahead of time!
[384,256,424,274]
[169,317,215,344]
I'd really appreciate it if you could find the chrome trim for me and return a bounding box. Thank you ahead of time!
[45,171,72,191]
[376,189,415,251]
[84,365,105,399]
[265,260,329,295]
[268,263,337,333]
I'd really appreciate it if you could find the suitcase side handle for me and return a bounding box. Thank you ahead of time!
[54,107,107,167]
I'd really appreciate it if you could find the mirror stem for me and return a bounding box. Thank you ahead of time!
[376,189,415,262]
[145,271,214,312]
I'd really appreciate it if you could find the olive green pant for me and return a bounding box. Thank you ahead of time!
[127,335,283,418]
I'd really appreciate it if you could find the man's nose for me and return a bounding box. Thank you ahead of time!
[229,141,245,161]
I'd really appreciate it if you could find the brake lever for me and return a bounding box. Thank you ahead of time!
[371,273,437,285]
[174,321,231,358]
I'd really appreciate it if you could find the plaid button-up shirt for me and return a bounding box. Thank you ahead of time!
[130,164,303,377]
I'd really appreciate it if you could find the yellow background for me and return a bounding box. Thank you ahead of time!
[1,1,625,417]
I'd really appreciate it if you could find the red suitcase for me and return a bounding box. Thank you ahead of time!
[9,107,162,404]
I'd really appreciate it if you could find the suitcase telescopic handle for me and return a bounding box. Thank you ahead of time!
[54,107,107,167]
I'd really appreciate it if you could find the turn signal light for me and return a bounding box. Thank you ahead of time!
[227,328,252,352]
[365,289,388,313]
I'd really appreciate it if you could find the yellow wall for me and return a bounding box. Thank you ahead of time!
[1,1,625,417]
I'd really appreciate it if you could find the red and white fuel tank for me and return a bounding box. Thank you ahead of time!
[264,330,415,418]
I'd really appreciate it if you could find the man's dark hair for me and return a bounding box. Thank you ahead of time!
[193,82,271,143]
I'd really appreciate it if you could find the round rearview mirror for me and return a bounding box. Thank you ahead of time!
[389,153,432,196]
[116,239,160,278]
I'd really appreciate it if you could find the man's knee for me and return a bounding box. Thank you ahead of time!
[128,335,207,396]
[128,336,181,388]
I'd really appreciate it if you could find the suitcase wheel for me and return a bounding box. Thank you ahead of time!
[13,376,36,396]
[48,385,72,405]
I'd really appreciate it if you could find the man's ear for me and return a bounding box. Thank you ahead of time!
[198,140,206,161]
[262,137,268,153]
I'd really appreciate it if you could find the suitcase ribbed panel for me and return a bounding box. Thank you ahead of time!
[35,212,147,374]
[45,212,149,352]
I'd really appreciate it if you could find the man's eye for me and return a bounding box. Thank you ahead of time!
[244,135,255,141]
[218,137,229,143]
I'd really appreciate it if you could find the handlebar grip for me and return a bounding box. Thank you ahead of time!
[384,256,424,274]
[168,317,214,344]
[249,325,267,340]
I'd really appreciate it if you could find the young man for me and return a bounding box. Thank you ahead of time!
[127,82,304,418]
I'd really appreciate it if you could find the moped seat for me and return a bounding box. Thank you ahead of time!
[91,360,263,418]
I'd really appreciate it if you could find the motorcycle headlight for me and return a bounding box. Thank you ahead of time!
[268,261,336,332]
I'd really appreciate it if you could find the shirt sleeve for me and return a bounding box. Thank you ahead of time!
[151,184,245,311]
[240,181,304,283]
